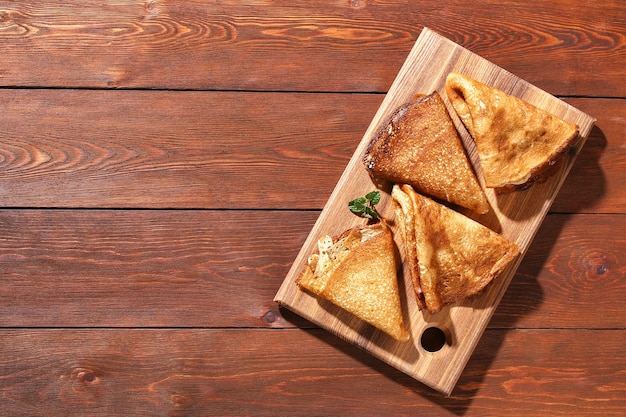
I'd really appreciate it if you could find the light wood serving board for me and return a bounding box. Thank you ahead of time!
[274,27,596,395]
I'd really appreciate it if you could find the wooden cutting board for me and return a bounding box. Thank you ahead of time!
[274,27,596,395]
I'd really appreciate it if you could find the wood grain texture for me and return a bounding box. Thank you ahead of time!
[0,1,623,96]
[0,0,624,411]
[0,89,377,209]
[0,210,622,329]
[1,92,622,212]
[0,329,623,416]
[553,98,626,214]
[492,213,626,329]
[0,209,317,328]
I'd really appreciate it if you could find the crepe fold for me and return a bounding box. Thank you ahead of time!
[297,221,410,342]
[392,184,520,314]
[445,73,579,192]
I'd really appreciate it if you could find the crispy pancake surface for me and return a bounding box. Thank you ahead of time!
[392,184,520,314]
[297,222,410,342]
[445,73,579,191]
[364,92,490,214]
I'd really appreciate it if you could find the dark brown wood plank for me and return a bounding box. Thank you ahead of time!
[0,89,377,209]
[492,213,626,328]
[0,209,317,328]
[1,91,623,213]
[553,98,625,214]
[0,210,623,329]
[0,1,623,96]
[0,328,623,416]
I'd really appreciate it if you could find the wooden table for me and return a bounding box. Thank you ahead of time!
[1,1,624,416]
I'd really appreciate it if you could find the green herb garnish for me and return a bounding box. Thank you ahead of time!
[348,191,381,220]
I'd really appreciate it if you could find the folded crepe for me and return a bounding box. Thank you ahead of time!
[392,184,520,314]
[445,73,579,192]
[297,221,410,342]
[363,92,490,214]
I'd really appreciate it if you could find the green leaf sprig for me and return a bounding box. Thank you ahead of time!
[348,191,381,220]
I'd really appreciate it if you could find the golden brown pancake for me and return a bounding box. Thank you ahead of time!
[363,92,490,214]
[297,221,410,342]
[392,184,520,314]
[445,73,579,192]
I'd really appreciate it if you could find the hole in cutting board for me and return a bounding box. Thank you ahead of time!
[420,327,447,352]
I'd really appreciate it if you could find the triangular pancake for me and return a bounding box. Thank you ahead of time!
[392,184,520,314]
[445,73,579,192]
[297,221,410,342]
[363,92,490,214]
